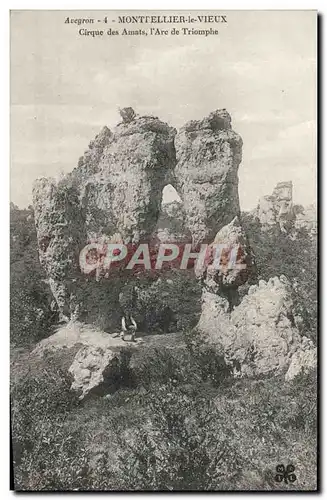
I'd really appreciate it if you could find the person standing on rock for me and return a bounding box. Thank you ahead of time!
[120,312,137,341]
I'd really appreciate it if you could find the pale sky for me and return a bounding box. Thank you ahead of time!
[10,10,317,210]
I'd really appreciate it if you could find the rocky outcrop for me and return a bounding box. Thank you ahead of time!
[131,272,202,333]
[31,108,317,384]
[32,322,134,398]
[31,272,316,399]
[196,216,253,313]
[205,217,252,286]
[174,109,243,245]
[196,275,316,379]
[229,276,315,377]
[33,109,245,328]
[69,126,113,188]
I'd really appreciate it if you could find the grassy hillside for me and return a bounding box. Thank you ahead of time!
[11,342,317,491]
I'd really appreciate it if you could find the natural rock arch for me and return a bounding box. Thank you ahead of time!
[33,108,245,328]
[31,108,317,387]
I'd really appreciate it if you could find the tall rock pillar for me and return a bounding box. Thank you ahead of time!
[174,109,243,246]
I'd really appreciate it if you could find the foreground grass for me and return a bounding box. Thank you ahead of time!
[11,346,317,491]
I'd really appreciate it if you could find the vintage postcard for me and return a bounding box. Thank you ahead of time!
[10,10,317,491]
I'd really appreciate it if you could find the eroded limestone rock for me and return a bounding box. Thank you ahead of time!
[96,115,176,243]
[32,178,85,320]
[294,203,317,237]
[285,338,317,381]
[197,275,316,378]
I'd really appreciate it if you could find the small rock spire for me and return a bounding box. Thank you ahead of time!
[119,107,136,124]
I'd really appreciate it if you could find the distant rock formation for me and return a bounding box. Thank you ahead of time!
[294,203,317,237]
[253,181,295,232]
[119,106,136,123]
[252,180,317,238]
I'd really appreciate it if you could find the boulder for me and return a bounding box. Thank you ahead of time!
[30,109,317,387]
[32,321,185,399]
[294,203,317,237]
[32,322,134,398]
